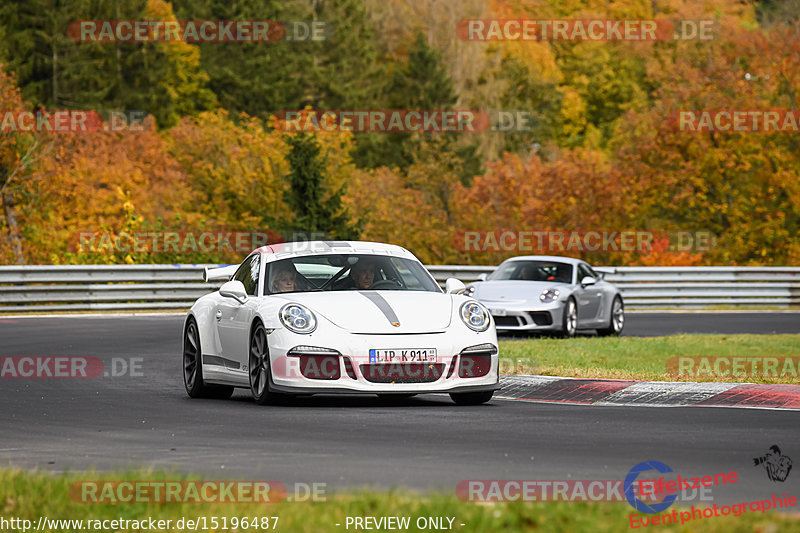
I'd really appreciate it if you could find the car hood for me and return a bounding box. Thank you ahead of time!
[281,291,453,334]
[474,281,569,304]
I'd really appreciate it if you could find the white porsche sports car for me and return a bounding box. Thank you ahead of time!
[183,241,499,405]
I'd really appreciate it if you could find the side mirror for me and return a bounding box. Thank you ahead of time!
[204,264,237,282]
[477,273,488,281]
[580,276,596,287]
[445,278,467,295]
[219,280,248,304]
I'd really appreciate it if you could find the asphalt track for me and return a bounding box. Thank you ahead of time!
[0,314,798,505]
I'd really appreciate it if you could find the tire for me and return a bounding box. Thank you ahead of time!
[597,296,624,336]
[183,318,234,399]
[450,390,494,405]
[249,321,283,405]
[561,297,578,338]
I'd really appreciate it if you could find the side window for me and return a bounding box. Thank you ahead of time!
[234,254,260,295]
[390,257,423,290]
[578,264,594,282]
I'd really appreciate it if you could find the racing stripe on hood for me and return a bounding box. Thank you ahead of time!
[360,291,401,327]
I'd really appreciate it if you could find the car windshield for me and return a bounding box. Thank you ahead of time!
[265,254,441,295]
[488,260,573,284]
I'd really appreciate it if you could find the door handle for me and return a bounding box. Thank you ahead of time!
[215,310,222,321]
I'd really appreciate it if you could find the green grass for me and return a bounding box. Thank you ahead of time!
[498,334,800,383]
[2,469,798,533]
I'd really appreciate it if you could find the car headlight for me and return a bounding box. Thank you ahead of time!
[539,288,560,303]
[460,301,491,332]
[465,286,476,297]
[280,303,317,334]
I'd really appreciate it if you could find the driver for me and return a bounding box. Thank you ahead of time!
[350,258,376,290]
[519,264,538,280]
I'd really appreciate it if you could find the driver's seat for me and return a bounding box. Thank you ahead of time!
[332,274,356,291]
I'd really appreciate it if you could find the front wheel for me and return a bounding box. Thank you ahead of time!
[249,322,283,405]
[450,390,494,405]
[597,296,624,336]
[560,298,577,338]
[183,318,234,399]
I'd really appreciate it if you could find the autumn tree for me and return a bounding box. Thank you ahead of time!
[0,67,49,265]
[612,22,800,265]
[168,110,291,232]
[19,119,206,264]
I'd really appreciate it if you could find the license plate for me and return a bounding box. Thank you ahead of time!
[369,348,437,363]
[490,308,507,316]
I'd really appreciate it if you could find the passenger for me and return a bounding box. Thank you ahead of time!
[270,263,297,293]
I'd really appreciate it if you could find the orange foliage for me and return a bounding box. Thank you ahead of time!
[20,124,202,264]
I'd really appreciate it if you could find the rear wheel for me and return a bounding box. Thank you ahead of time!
[561,298,577,338]
[183,318,234,399]
[450,390,494,405]
[249,322,284,405]
[597,296,624,336]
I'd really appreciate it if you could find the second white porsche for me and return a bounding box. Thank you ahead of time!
[183,241,499,405]
[466,256,624,337]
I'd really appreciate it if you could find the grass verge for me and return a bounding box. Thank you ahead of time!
[2,469,799,533]
[498,334,800,383]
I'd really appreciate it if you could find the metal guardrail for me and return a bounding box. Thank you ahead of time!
[606,266,800,307]
[0,265,224,312]
[0,264,798,312]
[429,265,800,308]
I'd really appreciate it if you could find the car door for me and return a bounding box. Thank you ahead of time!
[216,254,260,371]
[575,263,603,325]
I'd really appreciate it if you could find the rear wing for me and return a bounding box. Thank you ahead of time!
[593,267,617,280]
[203,265,237,282]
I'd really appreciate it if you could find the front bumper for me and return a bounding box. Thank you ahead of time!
[268,329,499,394]
[270,381,499,395]
[487,304,565,332]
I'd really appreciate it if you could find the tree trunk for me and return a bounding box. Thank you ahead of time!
[1,189,25,265]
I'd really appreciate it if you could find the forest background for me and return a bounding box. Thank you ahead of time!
[1,0,798,266]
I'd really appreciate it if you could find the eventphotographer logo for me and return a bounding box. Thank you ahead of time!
[754,445,793,482]
[625,461,738,514]
[625,461,678,514]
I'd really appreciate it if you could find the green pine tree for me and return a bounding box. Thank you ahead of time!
[0,0,215,128]
[172,0,384,118]
[284,132,358,239]
[359,32,482,182]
